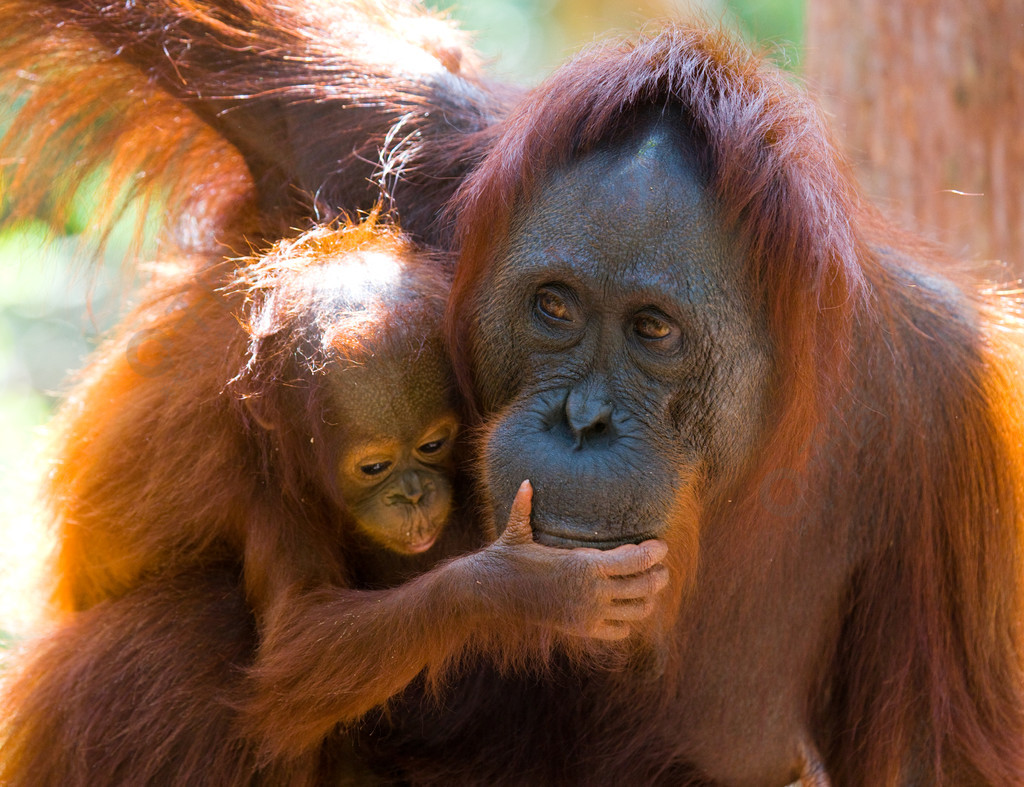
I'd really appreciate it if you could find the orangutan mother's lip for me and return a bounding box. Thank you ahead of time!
[532,530,654,550]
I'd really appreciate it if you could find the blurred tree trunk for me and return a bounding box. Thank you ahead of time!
[805,0,1024,269]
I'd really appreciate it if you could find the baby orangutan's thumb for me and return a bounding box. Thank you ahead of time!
[500,480,534,545]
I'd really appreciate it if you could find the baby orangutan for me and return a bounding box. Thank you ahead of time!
[0,218,669,785]
[235,221,467,594]
[329,332,462,562]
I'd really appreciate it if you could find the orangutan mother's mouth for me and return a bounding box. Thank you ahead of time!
[532,530,655,550]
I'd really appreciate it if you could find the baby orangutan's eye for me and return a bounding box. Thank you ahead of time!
[418,438,447,454]
[360,461,393,477]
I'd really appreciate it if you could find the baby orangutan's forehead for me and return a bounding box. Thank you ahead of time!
[326,345,456,445]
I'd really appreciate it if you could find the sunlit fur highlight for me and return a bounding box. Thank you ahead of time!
[0,0,515,250]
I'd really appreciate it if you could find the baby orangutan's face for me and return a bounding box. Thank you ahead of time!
[332,349,458,555]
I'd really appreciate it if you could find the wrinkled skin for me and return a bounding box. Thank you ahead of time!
[471,119,771,548]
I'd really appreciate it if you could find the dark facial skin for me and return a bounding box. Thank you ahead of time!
[331,345,458,555]
[470,118,771,547]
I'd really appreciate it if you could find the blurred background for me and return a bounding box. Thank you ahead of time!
[427,0,803,79]
[1,0,1020,641]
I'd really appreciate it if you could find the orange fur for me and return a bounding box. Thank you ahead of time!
[1,2,1022,784]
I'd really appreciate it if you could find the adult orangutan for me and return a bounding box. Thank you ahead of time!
[1,1,1023,785]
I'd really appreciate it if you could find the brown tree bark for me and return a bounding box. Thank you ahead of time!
[806,0,1024,269]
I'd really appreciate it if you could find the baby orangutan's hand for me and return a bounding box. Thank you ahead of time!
[482,480,670,640]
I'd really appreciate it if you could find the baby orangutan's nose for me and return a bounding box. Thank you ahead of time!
[388,471,425,506]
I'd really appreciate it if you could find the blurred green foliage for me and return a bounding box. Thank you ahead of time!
[724,0,804,60]
[426,0,804,81]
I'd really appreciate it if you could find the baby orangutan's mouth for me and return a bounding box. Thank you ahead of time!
[398,506,447,554]
[404,529,441,553]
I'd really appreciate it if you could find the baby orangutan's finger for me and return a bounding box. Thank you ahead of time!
[579,538,668,578]
[608,563,670,602]
[605,597,658,622]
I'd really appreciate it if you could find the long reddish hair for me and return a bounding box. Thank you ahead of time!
[445,26,1024,785]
